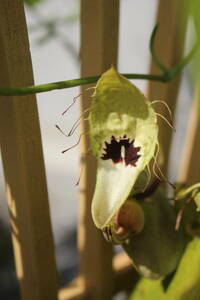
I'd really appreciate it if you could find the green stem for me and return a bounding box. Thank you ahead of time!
[170,40,199,77]
[149,24,168,73]
[0,74,166,97]
[0,25,198,97]
[175,183,200,201]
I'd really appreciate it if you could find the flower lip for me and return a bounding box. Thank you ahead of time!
[101,135,141,166]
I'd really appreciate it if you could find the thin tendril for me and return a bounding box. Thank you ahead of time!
[67,108,90,136]
[76,150,91,186]
[152,142,175,189]
[62,93,82,115]
[55,124,68,137]
[175,198,192,231]
[156,112,175,132]
[151,100,173,121]
[150,24,168,73]
[141,168,152,193]
[62,133,85,153]
[153,149,176,189]
[56,108,91,137]
[152,143,163,182]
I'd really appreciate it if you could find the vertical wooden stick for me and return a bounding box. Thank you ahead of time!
[0,2,58,300]
[147,0,187,173]
[178,81,200,184]
[79,1,119,299]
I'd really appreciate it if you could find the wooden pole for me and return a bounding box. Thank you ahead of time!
[147,0,187,173]
[0,1,58,299]
[58,253,137,300]
[79,1,119,299]
[178,81,200,184]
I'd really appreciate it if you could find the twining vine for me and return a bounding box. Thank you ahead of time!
[0,25,198,96]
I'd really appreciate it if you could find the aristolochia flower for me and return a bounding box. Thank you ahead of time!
[89,67,158,230]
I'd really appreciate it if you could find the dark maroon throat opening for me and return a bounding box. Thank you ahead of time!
[101,135,141,166]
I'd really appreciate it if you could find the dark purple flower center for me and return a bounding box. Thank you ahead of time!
[101,135,141,166]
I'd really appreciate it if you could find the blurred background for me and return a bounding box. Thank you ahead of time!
[0,0,195,299]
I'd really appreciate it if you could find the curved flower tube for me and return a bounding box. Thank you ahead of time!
[89,67,158,230]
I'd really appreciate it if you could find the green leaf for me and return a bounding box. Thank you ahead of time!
[123,187,184,279]
[175,182,200,215]
[130,238,200,300]
[175,183,200,201]
[194,192,200,211]
[130,278,163,300]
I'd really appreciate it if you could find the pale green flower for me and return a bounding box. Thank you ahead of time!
[89,67,158,230]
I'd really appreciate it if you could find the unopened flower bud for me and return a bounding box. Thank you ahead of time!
[102,199,144,244]
[115,199,145,236]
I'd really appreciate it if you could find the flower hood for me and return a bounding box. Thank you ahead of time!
[89,67,158,229]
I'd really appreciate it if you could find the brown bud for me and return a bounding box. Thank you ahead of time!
[115,199,145,237]
[102,199,145,244]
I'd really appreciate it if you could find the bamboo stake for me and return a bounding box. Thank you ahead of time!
[0,2,58,299]
[59,277,86,300]
[113,253,138,294]
[58,253,137,300]
[178,81,200,184]
[78,1,119,299]
[147,0,188,173]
